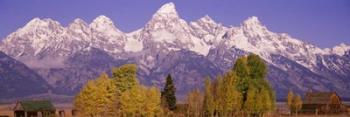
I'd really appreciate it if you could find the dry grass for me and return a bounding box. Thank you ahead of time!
[0,104,14,117]
[2,103,349,117]
[278,114,349,117]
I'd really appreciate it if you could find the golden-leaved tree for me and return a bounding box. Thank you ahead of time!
[186,88,203,117]
[74,64,162,117]
[203,77,215,116]
[120,84,162,116]
[287,90,302,115]
[74,73,116,117]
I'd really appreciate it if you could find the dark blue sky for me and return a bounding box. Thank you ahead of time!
[0,0,349,48]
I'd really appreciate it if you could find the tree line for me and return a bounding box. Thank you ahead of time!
[74,54,276,117]
[74,64,162,116]
[186,54,275,116]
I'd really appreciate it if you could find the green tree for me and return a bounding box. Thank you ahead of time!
[110,64,139,115]
[233,57,249,104]
[247,54,267,79]
[112,64,138,94]
[233,54,275,116]
[161,74,177,110]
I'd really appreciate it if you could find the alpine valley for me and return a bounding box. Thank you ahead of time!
[0,3,349,100]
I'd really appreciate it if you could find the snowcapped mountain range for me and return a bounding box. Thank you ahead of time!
[0,2,349,99]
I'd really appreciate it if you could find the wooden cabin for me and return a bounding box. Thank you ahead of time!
[301,92,345,114]
[13,100,56,117]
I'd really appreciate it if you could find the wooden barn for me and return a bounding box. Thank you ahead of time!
[13,100,56,117]
[301,92,346,114]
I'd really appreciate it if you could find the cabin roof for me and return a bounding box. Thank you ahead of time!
[15,100,55,112]
[303,92,338,104]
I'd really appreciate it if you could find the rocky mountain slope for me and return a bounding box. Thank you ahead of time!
[0,52,49,99]
[0,2,349,99]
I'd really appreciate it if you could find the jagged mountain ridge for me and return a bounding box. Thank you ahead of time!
[0,2,349,99]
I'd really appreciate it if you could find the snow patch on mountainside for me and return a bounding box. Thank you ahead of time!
[151,30,176,43]
[124,38,143,52]
[189,37,211,56]
[331,43,350,56]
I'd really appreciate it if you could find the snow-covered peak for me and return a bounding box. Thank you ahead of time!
[243,16,260,25]
[241,16,269,37]
[90,15,121,33]
[14,18,65,38]
[71,18,87,26]
[142,3,210,56]
[189,15,225,46]
[145,2,188,30]
[156,2,177,15]
[26,18,43,26]
[92,15,113,24]
[153,2,179,19]
[242,16,266,30]
[22,18,62,31]
[197,15,217,25]
[193,15,222,29]
[68,18,88,30]
[331,43,350,56]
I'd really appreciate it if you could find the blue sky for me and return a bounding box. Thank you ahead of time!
[0,0,349,48]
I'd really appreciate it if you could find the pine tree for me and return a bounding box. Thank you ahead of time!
[161,74,177,110]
